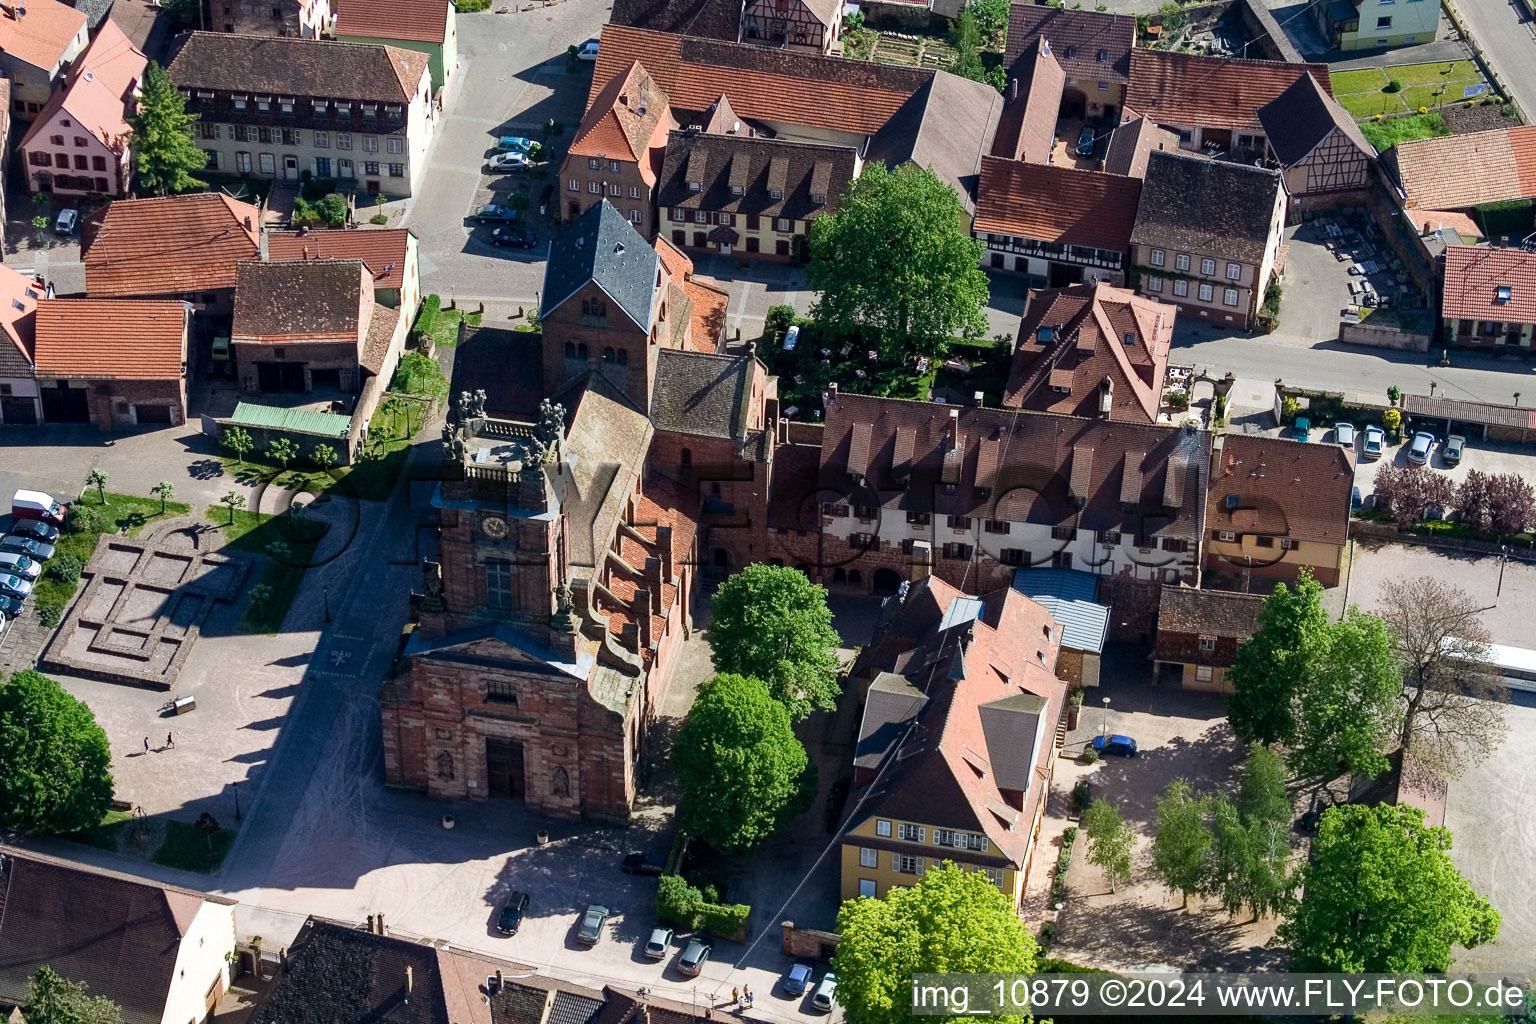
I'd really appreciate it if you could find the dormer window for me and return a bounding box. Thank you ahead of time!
[811,192,825,204]
[1065,44,1076,57]
[257,97,271,112]
[1037,327,1053,342]
[1224,493,1240,509]
[1123,331,1136,346]
[1496,285,1512,303]
[688,179,701,192]
[770,188,782,199]
[233,94,247,111]
[731,184,744,195]
[1097,48,1108,61]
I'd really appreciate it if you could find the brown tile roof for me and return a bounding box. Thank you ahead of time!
[657,129,856,221]
[0,0,85,73]
[1156,586,1262,637]
[0,265,42,378]
[1387,125,1536,209]
[1206,433,1354,547]
[609,0,743,41]
[568,62,675,187]
[167,32,429,103]
[20,18,144,152]
[1257,70,1370,170]
[83,193,261,297]
[249,918,449,1024]
[266,228,415,285]
[336,0,450,43]
[818,391,1211,538]
[32,298,187,379]
[974,156,1141,252]
[866,71,1003,214]
[1126,49,1331,133]
[1102,116,1179,178]
[1131,150,1283,265]
[1003,6,1134,86]
[990,40,1063,164]
[591,24,930,137]
[361,302,400,374]
[0,850,232,1024]
[1442,245,1536,324]
[232,260,369,342]
[1005,282,1174,422]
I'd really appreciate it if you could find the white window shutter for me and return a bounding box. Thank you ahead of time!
[918,827,926,842]
[916,857,925,875]
[891,853,900,871]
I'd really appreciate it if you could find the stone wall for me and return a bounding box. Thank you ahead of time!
[1339,322,1431,352]
[781,921,840,961]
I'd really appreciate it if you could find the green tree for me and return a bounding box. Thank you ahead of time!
[949,7,985,81]
[221,490,246,525]
[834,862,1036,1024]
[222,426,254,465]
[807,163,989,370]
[1235,744,1290,830]
[1280,803,1499,971]
[267,437,298,471]
[1202,793,1253,917]
[1227,572,1329,745]
[0,670,114,834]
[1285,608,1401,783]
[127,63,205,196]
[709,563,842,720]
[671,673,813,852]
[1082,798,1133,893]
[86,467,109,505]
[31,215,50,242]
[969,0,1009,36]
[315,193,348,224]
[150,480,175,515]
[310,444,338,474]
[1151,780,1209,908]
[22,966,122,1024]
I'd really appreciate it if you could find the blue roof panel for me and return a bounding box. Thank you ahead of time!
[1012,567,1110,653]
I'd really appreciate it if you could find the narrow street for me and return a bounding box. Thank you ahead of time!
[1445,0,1536,116]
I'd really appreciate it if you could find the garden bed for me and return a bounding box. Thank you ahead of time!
[1332,61,1490,122]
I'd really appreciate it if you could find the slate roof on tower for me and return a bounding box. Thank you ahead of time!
[541,201,660,328]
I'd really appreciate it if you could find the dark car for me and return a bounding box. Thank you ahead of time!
[490,226,537,248]
[622,853,665,876]
[11,519,59,544]
[783,960,815,996]
[576,904,609,945]
[496,891,530,935]
[678,937,710,976]
[1092,734,1138,758]
[1076,126,1095,157]
[474,204,519,224]
[1443,433,1466,465]
[0,594,21,618]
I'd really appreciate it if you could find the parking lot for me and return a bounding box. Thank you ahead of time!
[1278,214,1430,344]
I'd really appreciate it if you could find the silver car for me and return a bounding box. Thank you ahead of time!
[0,552,40,581]
[1407,431,1434,465]
[0,573,32,600]
[1,534,54,560]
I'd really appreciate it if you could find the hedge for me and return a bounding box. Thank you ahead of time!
[413,293,441,340]
[656,874,751,938]
[1475,198,1533,237]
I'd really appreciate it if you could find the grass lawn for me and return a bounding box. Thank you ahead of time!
[150,820,237,872]
[1360,112,1451,151]
[1333,61,1489,122]
[205,506,324,633]
[1330,68,1387,95]
[426,308,481,349]
[31,490,193,616]
[62,808,135,852]
[1388,58,1481,87]
[1338,90,1401,120]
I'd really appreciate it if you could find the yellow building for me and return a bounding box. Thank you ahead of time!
[839,576,1067,907]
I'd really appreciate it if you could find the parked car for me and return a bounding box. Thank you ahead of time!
[577,39,600,60]
[0,574,33,601]
[643,926,674,960]
[1362,424,1385,460]
[12,489,66,526]
[783,324,799,350]
[622,852,666,876]
[812,973,838,1013]
[1407,431,1435,465]
[0,594,22,618]
[489,227,537,248]
[1,535,54,561]
[474,204,519,224]
[1290,416,1311,442]
[783,960,815,997]
[487,151,531,172]
[11,519,60,544]
[1333,422,1356,448]
[495,890,530,935]
[1092,734,1138,758]
[678,937,710,976]
[0,552,41,582]
[1076,126,1095,157]
[54,208,78,235]
[498,135,535,153]
[576,904,608,945]
[1443,433,1466,465]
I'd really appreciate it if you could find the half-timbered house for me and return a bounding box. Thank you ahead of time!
[1256,72,1373,211]
[743,0,841,52]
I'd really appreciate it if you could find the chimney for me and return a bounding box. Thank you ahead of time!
[973,390,985,407]
[1008,78,1018,102]
[405,966,413,1000]
[947,407,959,447]
[636,587,653,651]
[495,970,505,993]
[367,914,375,933]
[656,526,673,582]
[620,621,640,653]
[377,914,386,936]
[827,382,838,400]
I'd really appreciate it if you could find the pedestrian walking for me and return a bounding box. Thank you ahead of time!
[743,986,751,1002]
[166,732,174,749]
[747,994,754,1008]
[732,988,740,1007]
[143,736,149,753]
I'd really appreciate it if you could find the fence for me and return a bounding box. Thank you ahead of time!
[1339,322,1431,352]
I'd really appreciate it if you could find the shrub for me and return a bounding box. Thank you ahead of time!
[65,505,100,535]
[456,0,491,10]
[46,554,83,584]
[656,873,751,934]
[1167,391,1190,410]
[38,604,64,628]
[764,304,799,342]
[1039,921,1056,950]
[413,293,441,340]
[371,213,389,225]
[1071,782,1091,814]
[1383,79,1402,93]
[1383,407,1402,432]
[315,193,348,224]
[1082,746,1100,764]
[1281,395,1300,422]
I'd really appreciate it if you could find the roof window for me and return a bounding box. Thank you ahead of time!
[1496,285,1512,303]
[1097,48,1108,61]
[1064,44,1076,57]
[688,179,701,192]
[1225,493,1240,509]
[1123,331,1136,346]
[1037,327,1053,342]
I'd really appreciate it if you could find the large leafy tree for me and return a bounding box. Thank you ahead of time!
[807,163,989,368]
[1235,744,1290,829]
[1081,798,1134,893]
[709,563,841,720]
[0,671,114,834]
[834,862,1036,1024]
[1284,608,1401,783]
[1379,577,1508,779]
[1151,779,1209,908]
[128,63,205,196]
[1280,803,1499,971]
[1227,572,1330,745]
[671,673,813,852]
[23,966,122,1024]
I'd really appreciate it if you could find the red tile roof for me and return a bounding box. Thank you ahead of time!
[336,0,451,43]
[0,0,85,73]
[1206,433,1354,547]
[1126,49,1331,134]
[1442,245,1536,324]
[569,62,675,188]
[591,24,930,137]
[973,156,1141,252]
[1101,116,1178,178]
[1388,126,1536,210]
[32,298,188,379]
[0,265,42,377]
[1005,282,1174,422]
[20,18,144,152]
[990,39,1063,163]
[266,228,415,285]
[83,193,261,297]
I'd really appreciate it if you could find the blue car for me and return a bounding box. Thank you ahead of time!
[1093,734,1138,758]
[784,960,815,997]
[499,135,535,153]
[1290,416,1311,442]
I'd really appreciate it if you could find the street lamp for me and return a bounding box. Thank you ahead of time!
[1497,544,1510,605]
[1101,697,1111,740]
[233,781,241,822]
